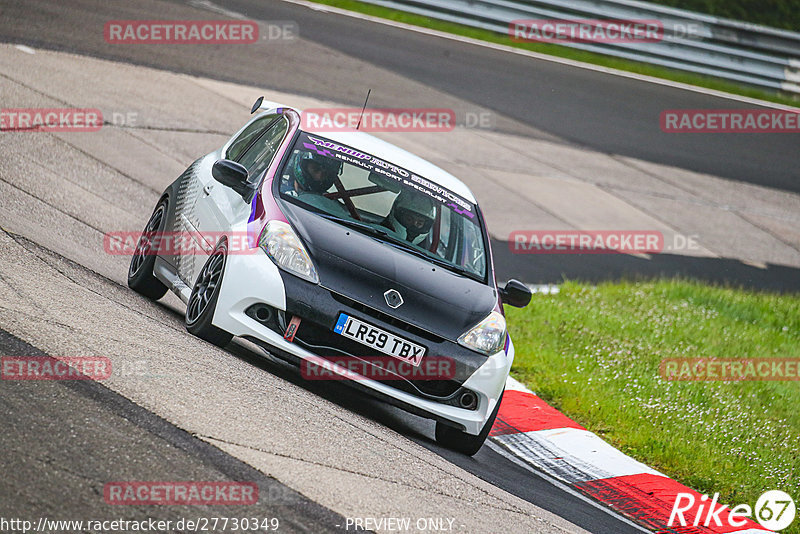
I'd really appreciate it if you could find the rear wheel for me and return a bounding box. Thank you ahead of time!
[435,390,504,456]
[185,242,233,347]
[128,199,169,300]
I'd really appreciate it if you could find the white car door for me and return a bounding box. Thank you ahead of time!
[193,115,291,258]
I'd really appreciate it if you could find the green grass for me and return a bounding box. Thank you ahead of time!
[506,280,800,531]
[308,0,800,108]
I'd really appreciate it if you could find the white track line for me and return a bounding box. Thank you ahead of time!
[493,428,665,484]
[486,441,652,533]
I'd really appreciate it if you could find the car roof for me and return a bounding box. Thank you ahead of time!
[260,102,477,204]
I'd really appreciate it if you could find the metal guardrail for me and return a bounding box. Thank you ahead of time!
[359,0,800,94]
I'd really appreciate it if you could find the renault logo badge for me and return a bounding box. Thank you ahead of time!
[384,289,403,309]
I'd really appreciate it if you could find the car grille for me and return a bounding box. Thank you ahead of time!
[327,291,445,343]
[292,318,463,399]
[244,303,472,407]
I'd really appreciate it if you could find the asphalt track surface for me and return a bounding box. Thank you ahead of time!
[0,321,642,533]
[1,0,797,193]
[0,329,353,533]
[0,1,796,533]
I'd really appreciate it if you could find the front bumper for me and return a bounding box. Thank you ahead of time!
[212,249,512,435]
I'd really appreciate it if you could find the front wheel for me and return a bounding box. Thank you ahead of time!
[128,199,169,300]
[185,242,233,347]
[435,390,504,456]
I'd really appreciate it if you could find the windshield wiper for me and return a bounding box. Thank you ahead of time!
[376,232,478,279]
[382,239,451,267]
[316,213,391,238]
[392,243,480,280]
[317,213,479,280]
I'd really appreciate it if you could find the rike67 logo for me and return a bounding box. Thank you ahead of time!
[669,490,796,531]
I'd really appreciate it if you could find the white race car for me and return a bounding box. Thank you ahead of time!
[128,98,531,455]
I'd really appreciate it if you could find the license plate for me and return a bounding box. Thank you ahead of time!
[334,313,426,367]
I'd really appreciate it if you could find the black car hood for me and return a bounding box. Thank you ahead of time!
[280,200,497,341]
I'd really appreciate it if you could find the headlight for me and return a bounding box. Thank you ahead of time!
[458,311,507,355]
[258,220,319,283]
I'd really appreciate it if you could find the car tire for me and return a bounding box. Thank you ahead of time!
[185,241,234,347]
[128,199,169,300]
[435,390,504,456]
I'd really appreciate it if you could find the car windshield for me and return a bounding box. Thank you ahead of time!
[278,132,487,280]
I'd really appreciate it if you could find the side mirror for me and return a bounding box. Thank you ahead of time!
[212,159,250,198]
[499,279,532,308]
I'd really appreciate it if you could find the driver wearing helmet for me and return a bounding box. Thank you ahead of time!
[283,151,349,216]
[290,152,342,194]
[384,190,436,246]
